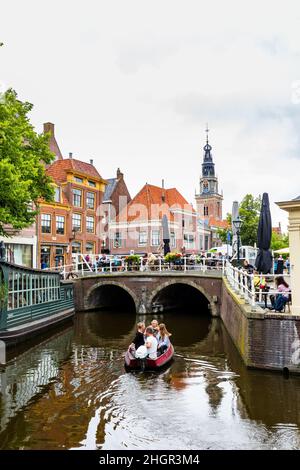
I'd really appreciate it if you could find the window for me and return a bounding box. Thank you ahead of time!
[54,186,61,203]
[204,206,209,216]
[114,232,122,248]
[170,231,176,248]
[139,231,147,246]
[73,188,82,207]
[184,234,195,249]
[88,180,96,187]
[7,270,60,310]
[72,213,82,232]
[74,176,83,184]
[72,241,81,253]
[86,191,95,209]
[41,214,51,233]
[86,242,94,253]
[151,230,160,246]
[56,216,65,234]
[86,216,95,233]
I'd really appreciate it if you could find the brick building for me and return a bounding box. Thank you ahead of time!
[101,168,131,253]
[110,182,197,255]
[38,123,106,268]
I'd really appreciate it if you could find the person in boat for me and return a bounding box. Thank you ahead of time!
[148,319,160,339]
[145,326,158,359]
[129,322,145,351]
[157,323,171,355]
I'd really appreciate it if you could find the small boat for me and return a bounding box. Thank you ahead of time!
[124,343,174,371]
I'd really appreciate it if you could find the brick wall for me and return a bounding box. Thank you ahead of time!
[221,279,300,374]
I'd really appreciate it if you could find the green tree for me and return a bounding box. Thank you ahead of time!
[270,231,289,251]
[239,194,261,246]
[217,194,261,246]
[0,89,55,236]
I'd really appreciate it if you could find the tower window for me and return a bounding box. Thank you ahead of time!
[204,206,209,216]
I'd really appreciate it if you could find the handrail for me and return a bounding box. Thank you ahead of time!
[224,261,292,310]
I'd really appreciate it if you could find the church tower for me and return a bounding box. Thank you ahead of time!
[195,126,223,222]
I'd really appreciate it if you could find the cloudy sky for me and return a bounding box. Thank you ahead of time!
[1,0,300,228]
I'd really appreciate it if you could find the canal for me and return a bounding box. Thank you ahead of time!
[1,310,300,450]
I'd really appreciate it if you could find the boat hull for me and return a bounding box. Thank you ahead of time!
[124,344,174,371]
[0,307,75,345]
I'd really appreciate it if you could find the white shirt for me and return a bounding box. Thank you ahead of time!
[146,335,158,359]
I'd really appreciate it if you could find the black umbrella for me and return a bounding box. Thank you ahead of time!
[255,193,273,273]
[162,215,171,256]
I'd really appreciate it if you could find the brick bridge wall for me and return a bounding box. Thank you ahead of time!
[74,272,223,317]
[221,278,300,374]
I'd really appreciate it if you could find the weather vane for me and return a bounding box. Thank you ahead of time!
[205,123,209,144]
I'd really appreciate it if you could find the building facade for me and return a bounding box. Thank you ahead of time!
[101,168,131,253]
[110,183,197,255]
[38,123,106,268]
[0,225,38,268]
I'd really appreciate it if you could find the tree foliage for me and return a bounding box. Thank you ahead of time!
[270,231,289,251]
[0,89,55,236]
[217,194,261,246]
[239,194,261,246]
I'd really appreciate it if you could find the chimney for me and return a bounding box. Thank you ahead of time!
[69,152,73,159]
[43,122,55,136]
[43,122,63,160]
[117,168,123,179]
[162,179,166,202]
[90,158,94,165]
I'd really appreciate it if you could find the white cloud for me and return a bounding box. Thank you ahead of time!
[1,0,300,231]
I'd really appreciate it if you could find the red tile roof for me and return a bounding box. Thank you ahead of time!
[209,216,229,229]
[117,184,195,222]
[46,158,102,183]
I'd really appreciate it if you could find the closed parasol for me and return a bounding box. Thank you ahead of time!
[255,193,273,273]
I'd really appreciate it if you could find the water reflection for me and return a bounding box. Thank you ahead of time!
[0,311,300,449]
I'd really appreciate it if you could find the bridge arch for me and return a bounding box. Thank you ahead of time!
[84,280,138,313]
[149,279,217,316]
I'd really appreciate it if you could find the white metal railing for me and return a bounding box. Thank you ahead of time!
[44,254,226,279]
[224,261,292,310]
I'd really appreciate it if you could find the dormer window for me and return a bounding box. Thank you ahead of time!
[54,186,61,203]
[74,176,83,184]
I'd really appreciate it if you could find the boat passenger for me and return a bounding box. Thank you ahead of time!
[129,322,145,351]
[145,327,158,359]
[149,319,160,339]
[157,323,171,355]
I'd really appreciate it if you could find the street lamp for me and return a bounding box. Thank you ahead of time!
[233,216,243,266]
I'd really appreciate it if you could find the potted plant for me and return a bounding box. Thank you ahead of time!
[125,254,141,271]
[164,252,182,264]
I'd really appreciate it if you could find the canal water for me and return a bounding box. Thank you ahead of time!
[1,311,300,450]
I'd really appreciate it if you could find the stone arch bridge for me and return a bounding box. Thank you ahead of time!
[74,271,223,316]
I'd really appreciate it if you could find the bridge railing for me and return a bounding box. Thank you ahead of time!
[45,254,226,279]
[224,262,292,311]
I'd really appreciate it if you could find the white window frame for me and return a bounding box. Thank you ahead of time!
[138,230,148,246]
[151,230,160,246]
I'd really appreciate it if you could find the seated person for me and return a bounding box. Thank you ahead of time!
[148,319,160,339]
[129,322,145,351]
[145,327,158,359]
[157,323,171,354]
[270,276,290,312]
[243,259,254,273]
[253,271,269,308]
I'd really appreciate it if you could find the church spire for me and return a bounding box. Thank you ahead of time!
[203,124,213,162]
